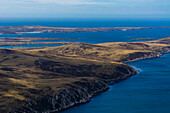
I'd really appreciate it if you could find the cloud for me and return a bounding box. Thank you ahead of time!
[31,0,113,5]
[0,0,158,6]
[0,0,169,18]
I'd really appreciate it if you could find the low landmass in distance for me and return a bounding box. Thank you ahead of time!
[0,26,170,34]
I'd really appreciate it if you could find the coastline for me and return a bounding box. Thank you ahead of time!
[12,67,136,113]
[0,26,170,35]
[20,51,169,113]
[47,48,170,113]
[0,37,169,112]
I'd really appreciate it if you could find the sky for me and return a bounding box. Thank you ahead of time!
[0,0,170,19]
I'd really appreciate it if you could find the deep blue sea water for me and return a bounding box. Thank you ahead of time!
[1,28,170,48]
[0,19,170,113]
[63,53,170,113]
[0,19,170,48]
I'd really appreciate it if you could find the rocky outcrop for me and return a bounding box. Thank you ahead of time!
[123,46,170,62]
[12,79,109,113]
[50,80,109,112]
[11,64,136,113]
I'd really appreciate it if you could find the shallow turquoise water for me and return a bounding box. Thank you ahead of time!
[63,53,170,113]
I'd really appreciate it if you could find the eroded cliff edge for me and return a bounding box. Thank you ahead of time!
[0,37,169,112]
[12,66,136,113]
[0,49,136,113]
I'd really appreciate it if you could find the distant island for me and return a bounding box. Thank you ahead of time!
[0,37,76,47]
[0,26,170,34]
[0,36,169,112]
[130,37,156,41]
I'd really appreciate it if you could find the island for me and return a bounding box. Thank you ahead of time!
[0,26,170,34]
[130,37,156,41]
[0,37,169,112]
[0,37,76,47]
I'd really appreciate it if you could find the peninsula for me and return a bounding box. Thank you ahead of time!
[0,37,169,112]
[0,26,170,34]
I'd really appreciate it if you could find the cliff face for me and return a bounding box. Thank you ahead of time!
[13,71,140,113]
[48,80,109,113]
[122,46,170,62]
[0,47,136,113]
[12,61,136,113]
[12,79,109,113]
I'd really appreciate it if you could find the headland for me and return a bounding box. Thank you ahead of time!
[0,37,169,112]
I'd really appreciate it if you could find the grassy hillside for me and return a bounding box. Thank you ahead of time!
[26,37,170,62]
[0,48,135,112]
[0,37,169,112]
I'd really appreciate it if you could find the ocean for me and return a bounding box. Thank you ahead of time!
[0,19,170,113]
[63,53,170,113]
[0,19,170,48]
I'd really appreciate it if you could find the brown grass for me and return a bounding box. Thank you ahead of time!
[0,37,169,112]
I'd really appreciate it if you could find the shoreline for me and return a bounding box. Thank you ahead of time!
[16,44,170,112]
[0,37,169,112]
[40,38,170,112]
[0,26,170,35]
[0,37,77,47]
[55,50,170,113]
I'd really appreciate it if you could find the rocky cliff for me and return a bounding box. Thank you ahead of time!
[11,60,136,113]
[12,79,109,113]
[122,46,170,62]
